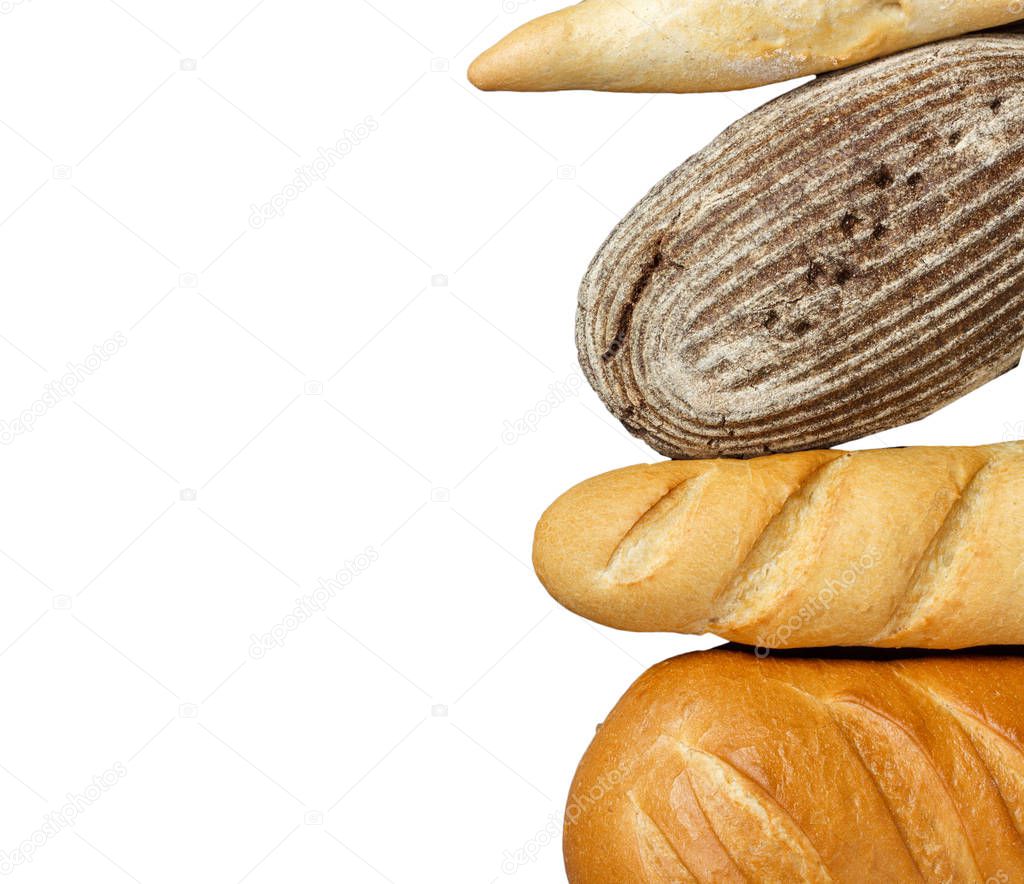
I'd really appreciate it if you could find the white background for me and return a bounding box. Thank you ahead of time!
[0,2,1020,882]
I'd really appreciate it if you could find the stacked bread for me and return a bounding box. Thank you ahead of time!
[471,9,1024,882]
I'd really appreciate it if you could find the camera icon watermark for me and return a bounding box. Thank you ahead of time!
[431,274,448,288]
[52,164,72,180]
[304,811,324,825]
[180,488,197,502]
[0,0,33,16]
[430,58,450,73]
[53,595,72,610]
[178,272,199,289]
[431,704,448,718]
[180,58,197,71]
[430,487,450,503]
[556,165,577,180]
[304,380,323,395]
[178,703,199,719]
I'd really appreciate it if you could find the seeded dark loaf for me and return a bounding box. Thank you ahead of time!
[577,32,1024,459]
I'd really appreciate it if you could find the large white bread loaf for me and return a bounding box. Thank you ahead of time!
[533,442,1024,649]
[565,646,1024,882]
[469,0,1024,93]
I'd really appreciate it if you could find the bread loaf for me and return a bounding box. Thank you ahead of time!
[469,0,1024,93]
[533,442,1024,649]
[565,646,1024,882]
[577,33,1024,459]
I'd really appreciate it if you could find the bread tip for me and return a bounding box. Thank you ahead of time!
[467,50,499,91]
[468,17,558,92]
[469,35,528,91]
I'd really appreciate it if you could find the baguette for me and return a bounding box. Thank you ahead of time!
[565,646,1024,882]
[469,0,1024,93]
[533,442,1024,649]
[577,32,1024,460]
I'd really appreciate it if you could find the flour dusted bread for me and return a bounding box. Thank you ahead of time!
[577,32,1024,459]
[469,0,1024,93]
[533,442,1024,649]
[565,646,1024,882]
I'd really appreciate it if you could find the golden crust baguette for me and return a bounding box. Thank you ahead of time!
[533,442,1024,649]
[565,646,1024,883]
[469,0,1024,93]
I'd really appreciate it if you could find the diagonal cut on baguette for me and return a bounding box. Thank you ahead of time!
[469,0,1024,93]
[533,442,1024,649]
[565,646,1024,882]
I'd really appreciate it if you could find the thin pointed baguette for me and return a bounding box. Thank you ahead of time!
[533,442,1024,649]
[565,646,1024,882]
[469,0,1024,93]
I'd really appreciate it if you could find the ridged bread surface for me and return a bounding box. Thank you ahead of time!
[577,33,1024,458]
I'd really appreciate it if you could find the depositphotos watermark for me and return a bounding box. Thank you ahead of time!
[0,333,127,445]
[501,373,582,445]
[500,756,632,874]
[500,0,538,11]
[755,548,880,656]
[500,814,560,875]
[565,757,633,827]
[248,117,379,228]
[248,546,378,658]
[0,762,126,875]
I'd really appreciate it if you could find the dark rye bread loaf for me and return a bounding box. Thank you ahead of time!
[577,32,1024,460]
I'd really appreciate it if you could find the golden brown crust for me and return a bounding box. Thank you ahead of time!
[533,442,1024,649]
[469,0,1024,93]
[565,647,1024,883]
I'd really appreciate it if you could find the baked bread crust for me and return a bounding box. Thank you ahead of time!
[469,0,1024,93]
[576,33,1024,459]
[533,442,1024,649]
[565,646,1024,883]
